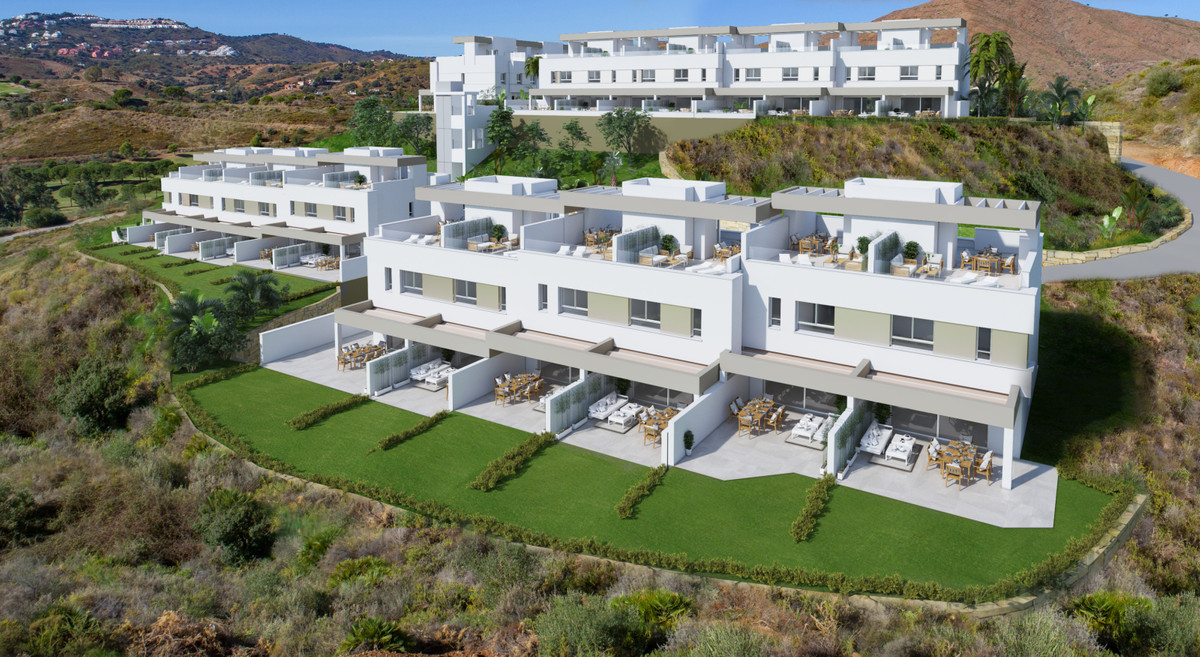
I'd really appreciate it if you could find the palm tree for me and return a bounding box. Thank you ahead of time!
[1120,183,1151,230]
[997,61,1030,117]
[1039,75,1081,129]
[166,290,222,338]
[523,55,541,85]
[224,270,284,323]
[968,31,1014,117]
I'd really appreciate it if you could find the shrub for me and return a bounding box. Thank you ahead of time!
[615,465,668,519]
[1071,590,1152,649]
[328,555,394,587]
[669,622,770,657]
[285,395,370,430]
[610,589,693,632]
[991,609,1099,656]
[372,409,450,452]
[470,432,556,491]
[295,525,345,573]
[532,593,651,657]
[23,207,67,229]
[0,482,51,550]
[902,240,920,260]
[338,617,410,655]
[196,488,274,563]
[21,604,106,657]
[1145,67,1184,97]
[1119,593,1200,656]
[53,352,132,434]
[790,474,836,542]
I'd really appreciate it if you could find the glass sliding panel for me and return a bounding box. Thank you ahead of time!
[764,381,806,409]
[892,406,937,436]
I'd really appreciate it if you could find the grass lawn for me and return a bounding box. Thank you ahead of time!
[306,132,356,152]
[0,82,31,96]
[182,366,1113,590]
[97,244,335,320]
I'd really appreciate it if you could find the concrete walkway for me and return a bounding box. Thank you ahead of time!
[1044,158,1200,282]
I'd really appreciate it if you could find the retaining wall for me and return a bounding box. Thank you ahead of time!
[1044,209,1192,265]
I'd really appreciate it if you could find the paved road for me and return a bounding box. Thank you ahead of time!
[0,210,122,244]
[1044,158,1200,282]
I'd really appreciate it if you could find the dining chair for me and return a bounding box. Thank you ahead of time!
[737,414,754,437]
[1001,255,1016,275]
[976,450,995,485]
[944,462,965,490]
[926,439,946,473]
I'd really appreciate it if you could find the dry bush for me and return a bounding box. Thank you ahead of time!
[127,610,267,657]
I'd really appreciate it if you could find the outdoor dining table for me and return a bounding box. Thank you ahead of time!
[499,373,540,398]
[972,250,1001,274]
[737,398,778,435]
[941,440,980,479]
[797,234,829,254]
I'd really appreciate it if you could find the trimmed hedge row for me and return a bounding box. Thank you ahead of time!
[791,474,836,542]
[89,242,128,251]
[160,259,206,269]
[84,246,181,296]
[183,265,221,277]
[285,394,370,430]
[118,247,148,255]
[469,432,556,491]
[175,364,1137,604]
[371,410,450,453]
[138,253,164,260]
[616,465,669,519]
[177,363,258,392]
[209,276,233,286]
[281,282,338,303]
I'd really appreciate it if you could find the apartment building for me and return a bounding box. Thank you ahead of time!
[129,146,443,289]
[318,175,1040,491]
[424,19,970,175]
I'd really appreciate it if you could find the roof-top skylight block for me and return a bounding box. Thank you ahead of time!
[843,177,962,205]
[464,175,558,196]
[621,177,726,201]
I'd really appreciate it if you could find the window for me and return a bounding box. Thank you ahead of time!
[782,67,799,82]
[455,279,477,305]
[500,287,507,311]
[163,192,171,204]
[892,315,934,350]
[383,267,393,291]
[977,328,992,361]
[768,297,781,328]
[935,65,943,80]
[516,73,522,83]
[188,194,198,207]
[559,287,588,316]
[674,68,688,82]
[701,68,707,82]
[900,65,918,81]
[610,70,616,83]
[233,199,244,213]
[400,270,422,294]
[259,203,272,217]
[408,202,413,217]
[795,302,835,333]
[857,67,875,81]
[776,41,792,52]
[812,67,820,81]
[588,70,600,83]
[555,71,572,83]
[499,72,507,84]
[641,69,655,83]
[733,68,740,82]
[630,299,661,329]
[334,205,347,221]
[304,202,317,218]
[538,284,548,311]
[692,308,702,337]
[745,68,761,82]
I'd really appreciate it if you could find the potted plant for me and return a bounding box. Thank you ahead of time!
[614,378,630,397]
[491,224,507,243]
[441,348,456,364]
[660,234,678,256]
[684,430,694,456]
[903,240,921,264]
[874,403,891,426]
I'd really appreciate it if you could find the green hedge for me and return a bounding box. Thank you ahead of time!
[371,410,450,453]
[616,465,668,519]
[175,365,1138,604]
[89,242,127,251]
[183,265,221,277]
[138,253,164,260]
[469,432,557,491]
[84,246,181,296]
[791,474,835,542]
[159,259,206,269]
[285,394,370,430]
[177,363,259,392]
[209,276,233,286]
[281,282,338,303]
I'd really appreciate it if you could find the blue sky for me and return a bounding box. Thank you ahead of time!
[18,1,1200,56]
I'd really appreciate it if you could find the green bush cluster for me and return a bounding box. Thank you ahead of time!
[117,247,146,256]
[208,276,233,286]
[195,488,274,564]
[158,259,206,269]
[615,465,668,519]
[88,241,127,251]
[176,365,1137,603]
[1072,590,1200,656]
[1145,67,1184,97]
[52,352,133,435]
[280,282,337,303]
[790,474,836,542]
[532,592,652,657]
[610,589,694,632]
[0,482,51,550]
[328,555,394,587]
[372,409,450,453]
[181,265,221,277]
[338,616,410,655]
[469,432,557,491]
[284,394,370,430]
[295,525,345,573]
[137,253,162,260]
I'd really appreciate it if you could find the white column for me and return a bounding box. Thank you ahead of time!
[333,322,342,353]
[1002,426,1015,489]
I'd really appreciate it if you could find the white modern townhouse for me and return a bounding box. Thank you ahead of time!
[127,146,444,292]
[424,19,970,175]
[259,173,1049,526]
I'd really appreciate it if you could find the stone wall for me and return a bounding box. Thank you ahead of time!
[1043,209,1192,265]
[514,113,754,155]
[1083,121,1123,162]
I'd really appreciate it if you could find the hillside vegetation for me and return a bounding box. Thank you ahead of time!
[667,118,1185,250]
[1095,59,1200,153]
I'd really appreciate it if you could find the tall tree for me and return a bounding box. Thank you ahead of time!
[0,167,57,226]
[596,108,650,165]
[392,112,433,155]
[223,270,285,325]
[968,31,1014,117]
[484,106,519,174]
[997,61,1030,118]
[349,96,394,146]
[523,55,542,85]
[511,120,549,164]
[1039,75,1081,129]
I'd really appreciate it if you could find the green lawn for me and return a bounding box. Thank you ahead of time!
[99,244,335,320]
[0,82,31,96]
[182,366,1113,590]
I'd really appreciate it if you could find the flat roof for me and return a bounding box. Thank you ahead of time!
[771,184,1040,229]
[736,22,843,35]
[558,18,964,42]
[843,18,966,31]
[561,25,736,41]
[194,150,426,168]
[560,185,776,223]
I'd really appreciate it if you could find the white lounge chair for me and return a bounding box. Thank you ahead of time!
[556,245,572,256]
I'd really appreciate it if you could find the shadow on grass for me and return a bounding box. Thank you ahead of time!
[1025,308,1147,465]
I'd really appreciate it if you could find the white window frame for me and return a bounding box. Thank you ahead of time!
[630,299,661,330]
[233,198,244,213]
[558,71,572,84]
[858,67,876,81]
[692,308,702,337]
[900,65,918,81]
[795,302,835,334]
[304,202,317,218]
[673,68,688,82]
[588,70,601,83]
[455,279,477,305]
[259,203,271,217]
[400,270,422,294]
[559,287,588,316]
[892,315,934,350]
[500,287,507,312]
[641,69,655,83]
[733,68,740,82]
[935,65,943,80]
[188,194,198,207]
[812,67,820,81]
[745,68,761,82]
[334,205,347,221]
[782,67,799,82]
[768,297,781,328]
[538,283,548,311]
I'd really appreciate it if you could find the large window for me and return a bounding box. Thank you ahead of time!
[641,69,655,83]
[977,327,992,361]
[559,287,588,316]
[892,315,934,350]
[304,202,317,218]
[692,308,702,337]
[383,267,392,291]
[554,71,572,84]
[764,382,841,413]
[782,67,799,82]
[745,68,761,82]
[588,70,601,83]
[455,279,477,305]
[900,65,918,81]
[188,194,198,207]
[630,299,661,329]
[893,407,988,444]
[768,297,781,328]
[259,203,272,217]
[795,302,835,334]
[233,199,245,213]
[674,68,688,82]
[857,66,876,81]
[400,271,422,294]
[334,206,347,221]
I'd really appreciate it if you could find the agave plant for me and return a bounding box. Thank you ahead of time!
[338,617,410,654]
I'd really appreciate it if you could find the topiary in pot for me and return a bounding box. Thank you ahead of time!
[683,430,694,455]
[660,234,678,255]
[903,240,921,261]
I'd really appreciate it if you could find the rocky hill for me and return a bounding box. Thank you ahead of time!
[877,0,1200,87]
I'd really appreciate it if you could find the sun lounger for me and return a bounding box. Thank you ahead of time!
[588,392,628,421]
[857,420,894,455]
